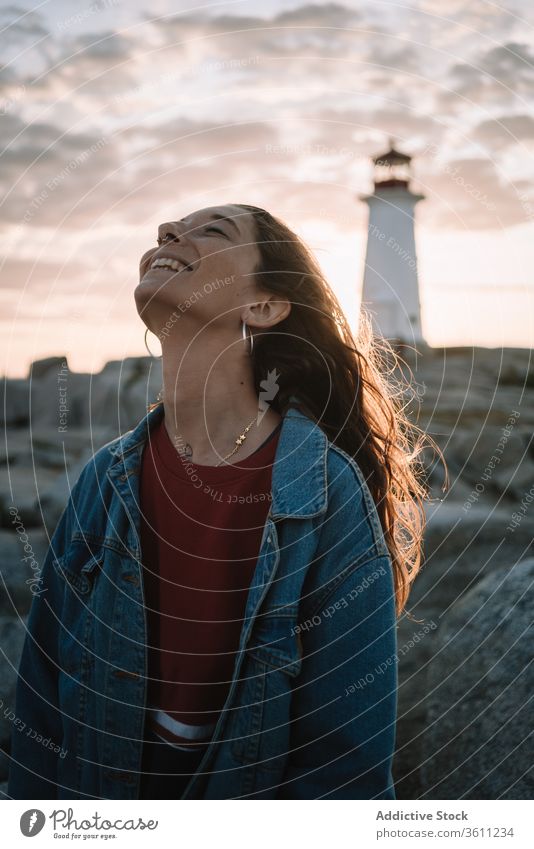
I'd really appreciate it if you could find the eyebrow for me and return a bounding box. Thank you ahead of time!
[176,214,240,236]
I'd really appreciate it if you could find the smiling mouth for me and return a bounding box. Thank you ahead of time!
[149,257,194,273]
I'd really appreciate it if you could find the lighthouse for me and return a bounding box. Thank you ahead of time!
[360,141,425,344]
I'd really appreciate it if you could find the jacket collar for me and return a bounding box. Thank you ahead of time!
[108,395,328,518]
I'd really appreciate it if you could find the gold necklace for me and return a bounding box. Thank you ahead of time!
[156,393,258,467]
[215,415,258,466]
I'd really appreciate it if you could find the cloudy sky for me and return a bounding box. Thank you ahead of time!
[2,0,534,377]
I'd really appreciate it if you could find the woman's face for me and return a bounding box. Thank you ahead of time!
[135,203,262,332]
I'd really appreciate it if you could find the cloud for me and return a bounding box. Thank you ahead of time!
[146,4,395,68]
[417,155,529,229]
[314,105,442,145]
[473,114,534,150]
[150,3,360,38]
[445,42,534,106]
[1,5,59,77]
[1,113,117,228]
[1,110,288,230]
[29,29,137,103]
[480,42,534,88]
[0,4,48,40]
[1,0,533,240]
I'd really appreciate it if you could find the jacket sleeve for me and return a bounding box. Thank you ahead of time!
[7,489,77,800]
[277,554,398,799]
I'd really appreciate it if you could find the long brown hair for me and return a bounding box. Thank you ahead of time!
[234,203,447,619]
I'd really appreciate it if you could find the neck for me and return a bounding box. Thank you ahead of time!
[159,326,281,465]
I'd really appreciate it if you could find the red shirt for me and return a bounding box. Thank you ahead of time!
[139,411,281,751]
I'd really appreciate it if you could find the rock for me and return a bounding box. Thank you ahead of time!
[0,428,37,466]
[420,557,534,799]
[88,356,162,429]
[0,747,9,782]
[0,615,27,749]
[444,425,534,501]
[2,379,30,427]
[392,611,441,800]
[28,356,70,380]
[393,503,534,799]
[4,356,161,432]
[0,466,61,529]
[497,356,534,388]
[411,502,534,618]
[29,367,91,429]
[0,425,121,529]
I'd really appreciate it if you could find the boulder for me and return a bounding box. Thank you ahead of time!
[29,367,91,429]
[0,466,60,529]
[393,503,534,799]
[410,502,534,617]
[0,615,28,749]
[443,425,533,501]
[2,379,31,427]
[420,557,534,799]
[87,356,162,429]
[27,356,69,380]
[0,747,9,783]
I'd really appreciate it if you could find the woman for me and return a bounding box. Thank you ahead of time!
[8,203,435,800]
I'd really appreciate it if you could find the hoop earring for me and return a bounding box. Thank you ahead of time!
[242,320,254,355]
[144,327,162,358]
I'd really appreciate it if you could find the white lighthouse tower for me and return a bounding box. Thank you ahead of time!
[360,141,425,344]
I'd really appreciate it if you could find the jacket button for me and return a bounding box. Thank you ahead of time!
[113,669,140,679]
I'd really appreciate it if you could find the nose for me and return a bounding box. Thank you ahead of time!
[158,221,186,243]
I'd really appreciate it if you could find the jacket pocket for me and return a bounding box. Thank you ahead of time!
[245,614,303,678]
[54,544,105,678]
[230,614,302,774]
[52,542,105,595]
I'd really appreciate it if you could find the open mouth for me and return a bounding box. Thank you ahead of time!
[149,257,194,273]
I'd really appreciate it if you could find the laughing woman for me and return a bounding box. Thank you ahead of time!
[8,203,436,801]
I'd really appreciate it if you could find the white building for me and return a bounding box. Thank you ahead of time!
[360,142,425,344]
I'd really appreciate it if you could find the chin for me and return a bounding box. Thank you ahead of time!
[133,279,155,312]
[136,270,166,293]
[134,279,180,321]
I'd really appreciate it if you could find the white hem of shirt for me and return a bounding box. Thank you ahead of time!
[148,708,215,749]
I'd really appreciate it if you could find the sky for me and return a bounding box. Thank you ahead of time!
[1,0,534,378]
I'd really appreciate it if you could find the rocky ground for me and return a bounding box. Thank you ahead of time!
[1,345,533,798]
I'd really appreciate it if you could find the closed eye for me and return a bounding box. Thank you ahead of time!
[204,225,229,238]
[156,224,230,246]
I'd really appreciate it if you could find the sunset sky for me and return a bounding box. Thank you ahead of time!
[2,0,533,378]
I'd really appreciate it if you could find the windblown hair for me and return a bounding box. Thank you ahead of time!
[233,203,448,619]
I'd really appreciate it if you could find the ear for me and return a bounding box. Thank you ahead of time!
[242,296,291,330]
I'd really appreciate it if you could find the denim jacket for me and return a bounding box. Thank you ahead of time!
[8,396,398,800]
